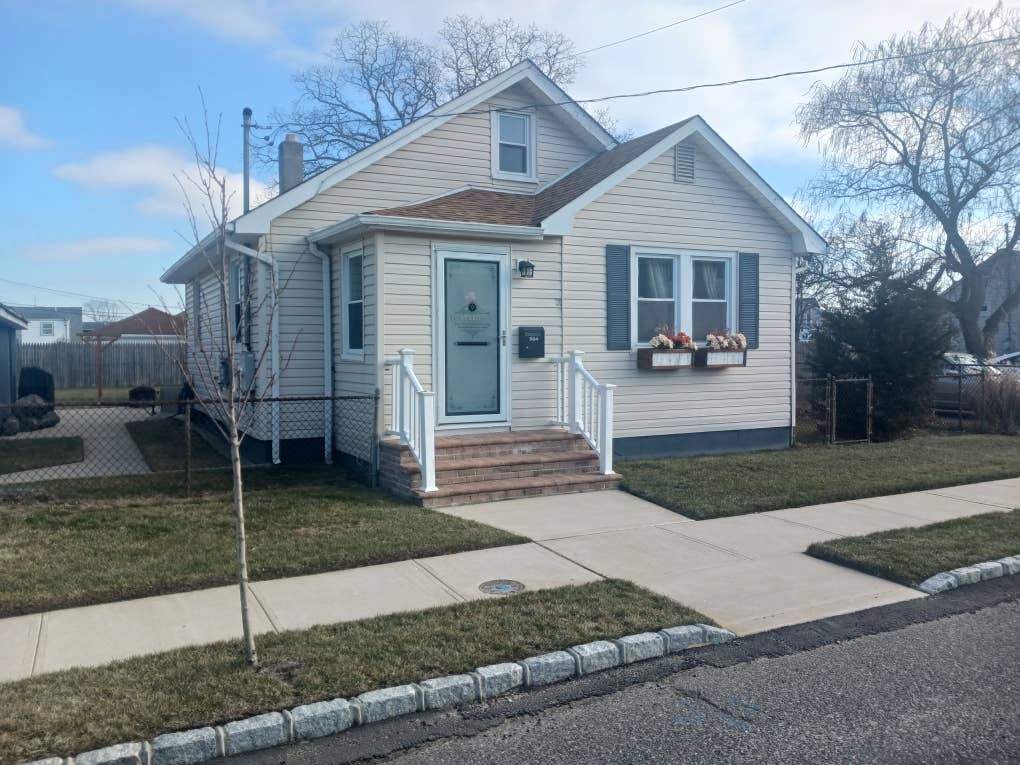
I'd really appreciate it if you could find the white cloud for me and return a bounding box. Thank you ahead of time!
[0,106,49,149]
[120,0,283,42]
[52,144,268,222]
[22,236,173,263]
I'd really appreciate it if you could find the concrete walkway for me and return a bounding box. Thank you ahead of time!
[0,478,1016,682]
[0,406,151,484]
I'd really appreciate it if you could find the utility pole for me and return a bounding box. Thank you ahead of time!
[242,107,252,214]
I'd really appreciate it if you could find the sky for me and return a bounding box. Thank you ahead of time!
[0,0,1001,316]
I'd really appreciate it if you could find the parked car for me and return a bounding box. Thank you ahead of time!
[934,353,1001,413]
[989,351,1020,377]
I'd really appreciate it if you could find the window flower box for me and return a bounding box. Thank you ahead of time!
[637,347,694,370]
[693,348,747,368]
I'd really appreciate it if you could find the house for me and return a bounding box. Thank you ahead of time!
[0,304,28,419]
[15,306,82,344]
[796,297,822,342]
[943,249,1020,357]
[81,307,186,344]
[161,61,825,505]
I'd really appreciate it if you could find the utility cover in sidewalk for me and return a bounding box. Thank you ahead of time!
[479,579,525,596]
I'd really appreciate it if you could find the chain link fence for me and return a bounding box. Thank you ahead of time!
[0,394,379,492]
[933,363,1020,433]
[796,375,873,445]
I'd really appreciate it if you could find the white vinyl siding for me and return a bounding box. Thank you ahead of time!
[564,137,796,439]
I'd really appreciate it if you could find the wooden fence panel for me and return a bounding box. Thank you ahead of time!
[16,341,185,389]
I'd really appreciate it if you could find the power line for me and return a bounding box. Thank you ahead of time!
[576,0,748,56]
[0,278,155,308]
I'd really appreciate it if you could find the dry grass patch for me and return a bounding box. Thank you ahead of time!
[0,437,83,475]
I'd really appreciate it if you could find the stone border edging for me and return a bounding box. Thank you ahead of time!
[23,623,734,765]
[918,554,1020,594]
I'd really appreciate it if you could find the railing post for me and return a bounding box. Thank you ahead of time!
[400,348,415,440]
[568,350,584,434]
[389,361,400,435]
[419,391,437,492]
[599,383,615,475]
[184,401,192,497]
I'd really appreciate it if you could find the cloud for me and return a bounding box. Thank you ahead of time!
[119,0,283,43]
[0,106,49,149]
[52,144,269,222]
[22,236,173,263]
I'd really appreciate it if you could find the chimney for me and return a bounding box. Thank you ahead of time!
[278,134,304,193]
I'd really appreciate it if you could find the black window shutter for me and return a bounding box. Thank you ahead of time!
[737,252,760,349]
[605,244,631,350]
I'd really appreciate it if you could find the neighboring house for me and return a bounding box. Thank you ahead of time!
[161,61,825,503]
[15,306,82,344]
[943,249,1020,357]
[0,304,28,417]
[81,307,186,344]
[796,297,822,342]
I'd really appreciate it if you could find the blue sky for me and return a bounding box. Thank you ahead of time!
[0,0,992,316]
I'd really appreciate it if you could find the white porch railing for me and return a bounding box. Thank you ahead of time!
[551,350,616,475]
[384,349,437,492]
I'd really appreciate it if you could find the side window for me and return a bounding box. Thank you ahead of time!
[636,256,676,341]
[493,111,535,179]
[40,322,54,337]
[692,259,730,339]
[343,252,364,355]
[230,261,243,346]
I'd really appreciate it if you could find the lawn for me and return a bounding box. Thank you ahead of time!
[0,471,525,617]
[0,437,83,475]
[126,416,228,472]
[0,580,708,764]
[617,432,1020,520]
[808,509,1020,586]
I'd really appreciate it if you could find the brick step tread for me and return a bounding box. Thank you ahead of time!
[419,479,621,508]
[420,465,601,488]
[413,472,622,500]
[400,450,598,475]
[434,429,580,448]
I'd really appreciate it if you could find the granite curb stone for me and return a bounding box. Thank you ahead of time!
[419,674,478,710]
[290,699,354,740]
[567,640,620,675]
[223,713,288,756]
[151,728,218,765]
[354,685,419,724]
[919,553,1020,593]
[613,632,666,664]
[659,625,707,652]
[473,662,524,699]
[75,743,145,765]
[519,651,576,687]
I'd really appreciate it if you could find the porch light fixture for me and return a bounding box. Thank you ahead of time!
[517,259,535,278]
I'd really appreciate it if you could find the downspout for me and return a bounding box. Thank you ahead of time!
[225,235,281,463]
[792,255,810,447]
[307,237,334,463]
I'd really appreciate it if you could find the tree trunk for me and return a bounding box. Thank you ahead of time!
[954,273,989,357]
[229,425,258,666]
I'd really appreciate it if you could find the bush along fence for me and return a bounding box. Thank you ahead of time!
[795,375,873,445]
[0,394,379,493]
[22,624,736,765]
[17,341,186,389]
[933,364,1020,434]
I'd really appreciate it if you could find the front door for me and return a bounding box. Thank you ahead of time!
[436,249,509,425]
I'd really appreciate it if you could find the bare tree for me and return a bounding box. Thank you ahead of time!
[83,298,123,323]
[438,15,579,96]
[797,3,1020,356]
[168,95,289,667]
[259,17,599,176]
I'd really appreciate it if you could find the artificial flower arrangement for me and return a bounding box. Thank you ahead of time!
[638,326,697,369]
[705,330,748,351]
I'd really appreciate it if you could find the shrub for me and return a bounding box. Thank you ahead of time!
[17,367,55,404]
[973,374,1020,434]
[809,280,954,440]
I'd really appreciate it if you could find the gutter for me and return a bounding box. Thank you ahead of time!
[306,237,334,464]
[308,214,546,245]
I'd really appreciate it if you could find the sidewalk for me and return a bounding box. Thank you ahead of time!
[1,477,1016,683]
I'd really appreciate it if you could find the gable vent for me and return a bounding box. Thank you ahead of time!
[674,144,695,183]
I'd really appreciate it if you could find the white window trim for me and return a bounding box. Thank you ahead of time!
[490,110,538,182]
[39,321,55,337]
[630,248,737,348]
[341,247,365,361]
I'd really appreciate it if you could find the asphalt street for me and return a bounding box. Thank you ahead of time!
[231,577,1020,765]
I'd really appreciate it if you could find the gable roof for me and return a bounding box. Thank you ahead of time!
[361,116,826,255]
[83,307,185,339]
[230,60,616,238]
[0,303,28,330]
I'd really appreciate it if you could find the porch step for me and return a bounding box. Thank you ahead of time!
[412,472,623,509]
[377,429,619,505]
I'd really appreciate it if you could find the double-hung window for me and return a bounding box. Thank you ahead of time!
[40,322,54,337]
[229,260,252,350]
[633,250,735,346]
[342,251,364,357]
[492,111,536,180]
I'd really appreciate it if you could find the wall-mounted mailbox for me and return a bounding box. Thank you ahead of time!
[518,326,545,358]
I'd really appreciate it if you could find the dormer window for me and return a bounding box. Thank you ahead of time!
[492,111,536,180]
